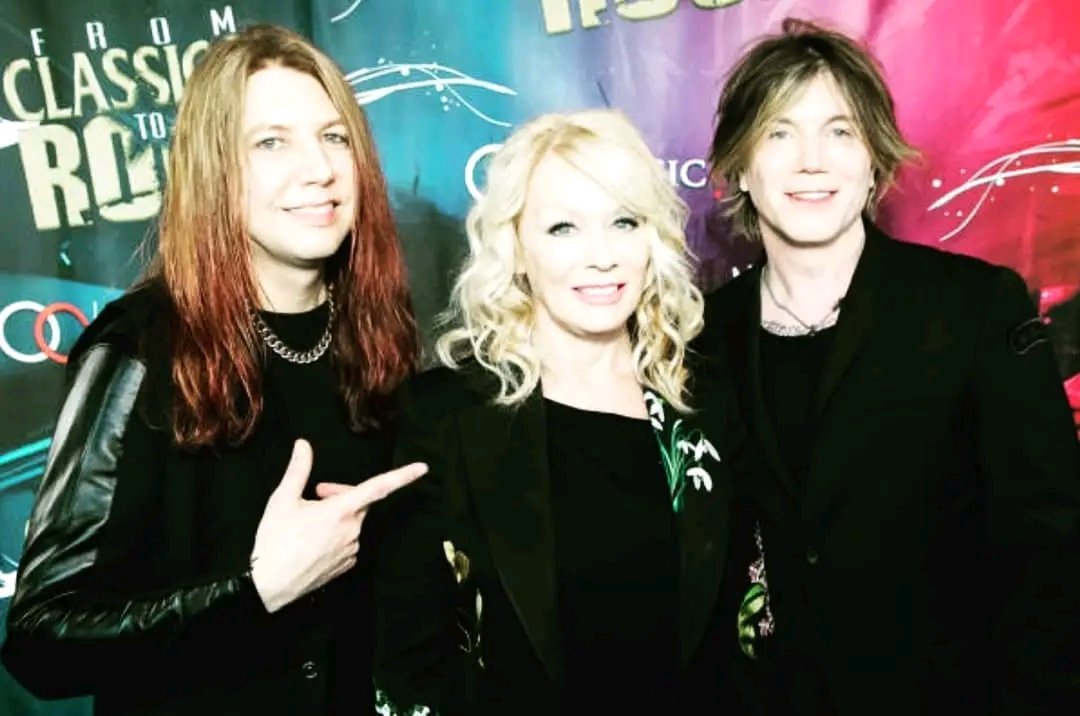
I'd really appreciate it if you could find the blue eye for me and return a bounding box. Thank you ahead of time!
[613,216,641,230]
[830,125,855,138]
[255,136,283,150]
[324,131,350,145]
[767,128,790,140]
[547,221,574,236]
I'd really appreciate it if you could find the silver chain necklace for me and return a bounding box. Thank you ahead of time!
[253,289,335,364]
[760,265,841,337]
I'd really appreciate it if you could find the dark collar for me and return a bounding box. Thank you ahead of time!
[455,374,735,677]
[721,222,892,503]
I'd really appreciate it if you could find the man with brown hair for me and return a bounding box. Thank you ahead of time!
[698,18,1080,715]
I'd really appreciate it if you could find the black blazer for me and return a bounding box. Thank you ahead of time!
[373,363,761,715]
[698,224,1080,715]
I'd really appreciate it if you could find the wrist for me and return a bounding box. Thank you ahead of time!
[248,555,286,614]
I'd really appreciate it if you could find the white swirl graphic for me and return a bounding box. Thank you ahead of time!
[331,0,364,24]
[928,139,1080,242]
[346,62,516,127]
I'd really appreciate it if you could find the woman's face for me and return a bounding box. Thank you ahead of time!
[516,152,651,346]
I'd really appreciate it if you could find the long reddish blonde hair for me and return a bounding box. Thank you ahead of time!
[150,24,415,447]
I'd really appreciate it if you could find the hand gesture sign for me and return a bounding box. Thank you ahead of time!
[250,439,427,612]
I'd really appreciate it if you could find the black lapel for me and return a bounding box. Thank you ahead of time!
[723,266,799,500]
[803,225,891,524]
[812,225,884,419]
[456,387,561,682]
[658,382,734,669]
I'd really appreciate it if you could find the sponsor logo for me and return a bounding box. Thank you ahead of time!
[0,300,96,365]
[465,143,709,200]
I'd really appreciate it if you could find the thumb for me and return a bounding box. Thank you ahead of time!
[271,439,314,502]
[315,482,352,499]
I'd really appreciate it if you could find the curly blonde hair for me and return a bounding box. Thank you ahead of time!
[437,109,703,411]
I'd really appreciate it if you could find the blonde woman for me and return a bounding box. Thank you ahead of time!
[371,110,758,715]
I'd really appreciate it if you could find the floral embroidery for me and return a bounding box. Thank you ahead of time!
[374,688,434,716]
[371,542,482,716]
[644,389,721,513]
[737,521,775,660]
[443,540,470,583]
[443,540,483,663]
[645,389,666,430]
[375,691,434,716]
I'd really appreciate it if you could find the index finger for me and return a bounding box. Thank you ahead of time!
[339,462,428,512]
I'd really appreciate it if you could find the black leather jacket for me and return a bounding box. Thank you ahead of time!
[2,285,381,715]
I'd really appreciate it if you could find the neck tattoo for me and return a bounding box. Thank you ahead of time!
[760,265,842,337]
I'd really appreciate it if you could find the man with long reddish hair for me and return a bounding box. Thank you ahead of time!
[1,24,425,715]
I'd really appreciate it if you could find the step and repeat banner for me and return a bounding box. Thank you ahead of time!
[2,1,1079,711]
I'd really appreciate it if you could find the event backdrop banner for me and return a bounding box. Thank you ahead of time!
[2,1,1078,712]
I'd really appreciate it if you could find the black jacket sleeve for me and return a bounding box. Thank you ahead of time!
[1,337,269,700]
[973,267,1080,711]
[373,378,477,716]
